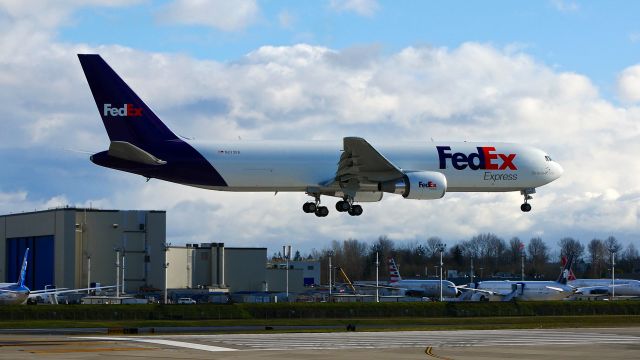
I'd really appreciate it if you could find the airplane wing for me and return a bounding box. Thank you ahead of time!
[335,137,404,187]
[29,285,116,298]
[350,282,406,290]
[456,287,502,297]
[545,286,568,293]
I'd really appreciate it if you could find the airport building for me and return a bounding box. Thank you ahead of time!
[0,207,167,293]
[1,208,308,300]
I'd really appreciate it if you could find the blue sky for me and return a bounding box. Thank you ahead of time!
[58,1,640,99]
[0,0,638,254]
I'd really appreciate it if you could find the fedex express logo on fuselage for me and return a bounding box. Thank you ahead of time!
[103,103,142,117]
[437,146,517,171]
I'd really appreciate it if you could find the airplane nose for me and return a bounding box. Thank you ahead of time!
[554,162,564,178]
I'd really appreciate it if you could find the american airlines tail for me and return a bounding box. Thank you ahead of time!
[17,248,29,287]
[388,258,402,283]
[556,255,575,285]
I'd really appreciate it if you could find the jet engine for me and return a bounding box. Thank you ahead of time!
[378,171,447,200]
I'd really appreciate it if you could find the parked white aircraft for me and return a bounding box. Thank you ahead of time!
[387,259,458,298]
[79,54,563,216]
[557,256,640,297]
[571,279,640,297]
[458,256,575,301]
[0,249,114,305]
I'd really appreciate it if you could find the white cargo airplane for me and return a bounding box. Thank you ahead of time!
[387,258,458,298]
[78,54,563,216]
[458,256,575,301]
[0,249,114,305]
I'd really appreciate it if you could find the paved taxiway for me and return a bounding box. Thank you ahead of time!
[1,328,639,359]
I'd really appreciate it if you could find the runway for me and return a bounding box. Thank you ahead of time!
[1,327,639,359]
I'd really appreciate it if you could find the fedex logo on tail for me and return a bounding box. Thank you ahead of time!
[437,146,517,171]
[103,103,142,117]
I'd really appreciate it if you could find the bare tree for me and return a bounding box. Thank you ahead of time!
[620,243,640,273]
[604,236,622,253]
[587,238,606,277]
[558,237,584,262]
[528,237,549,276]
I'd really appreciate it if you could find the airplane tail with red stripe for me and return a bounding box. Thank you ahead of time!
[388,258,402,283]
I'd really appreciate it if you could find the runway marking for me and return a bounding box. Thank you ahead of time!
[83,336,238,352]
[27,347,152,354]
[78,329,640,353]
[425,346,454,360]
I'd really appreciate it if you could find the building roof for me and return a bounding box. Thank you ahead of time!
[0,206,166,218]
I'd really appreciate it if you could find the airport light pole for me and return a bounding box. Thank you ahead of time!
[283,245,291,301]
[114,248,121,298]
[470,258,474,283]
[163,242,171,304]
[437,243,446,301]
[375,251,379,303]
[327,251,334,298]
[610,248,617,300]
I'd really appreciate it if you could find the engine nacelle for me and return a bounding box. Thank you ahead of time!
[378,171,447,200]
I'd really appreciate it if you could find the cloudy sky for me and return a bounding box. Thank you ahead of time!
[0,0,638,255]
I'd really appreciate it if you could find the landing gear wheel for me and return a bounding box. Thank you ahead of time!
[303,202,317,213]
[520,203,532,212]
[348,204,363,216]
[315,206,329,217]
[336,200,351,212]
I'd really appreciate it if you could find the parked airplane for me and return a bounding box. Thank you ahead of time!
[78,54,563,217]
[458,256,575,301]
[387,259,458,298]
[0,249,114,305]
[560,259,640,297]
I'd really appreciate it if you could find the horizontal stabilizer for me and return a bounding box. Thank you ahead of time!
[108,141,167,165]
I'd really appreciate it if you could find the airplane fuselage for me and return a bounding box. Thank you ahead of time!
[472,280,573,301]
[391,279,458,298]
[94,140,563,196]
[570,279,640,297]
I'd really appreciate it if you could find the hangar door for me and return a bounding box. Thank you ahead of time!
[6,236,54,290]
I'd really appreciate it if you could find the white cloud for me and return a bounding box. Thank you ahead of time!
[617,64,640,103]
[551,0,579,12]
[157,0,259,31]
[329,0,379,17]
[0,3,638,253]
[277,9,294,29]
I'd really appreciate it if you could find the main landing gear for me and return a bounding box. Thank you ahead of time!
[302,194,328,217]
[520,188,535,212]
[335,198,363,216]
[302,195,363,217]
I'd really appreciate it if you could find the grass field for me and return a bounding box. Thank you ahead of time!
[2,315,640,332]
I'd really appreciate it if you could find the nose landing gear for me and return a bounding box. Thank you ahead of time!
[520,188,535,212]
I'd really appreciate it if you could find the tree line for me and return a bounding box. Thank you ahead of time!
[274,234,640,283]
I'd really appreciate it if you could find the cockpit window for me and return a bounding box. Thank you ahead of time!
[544,155,553,162]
